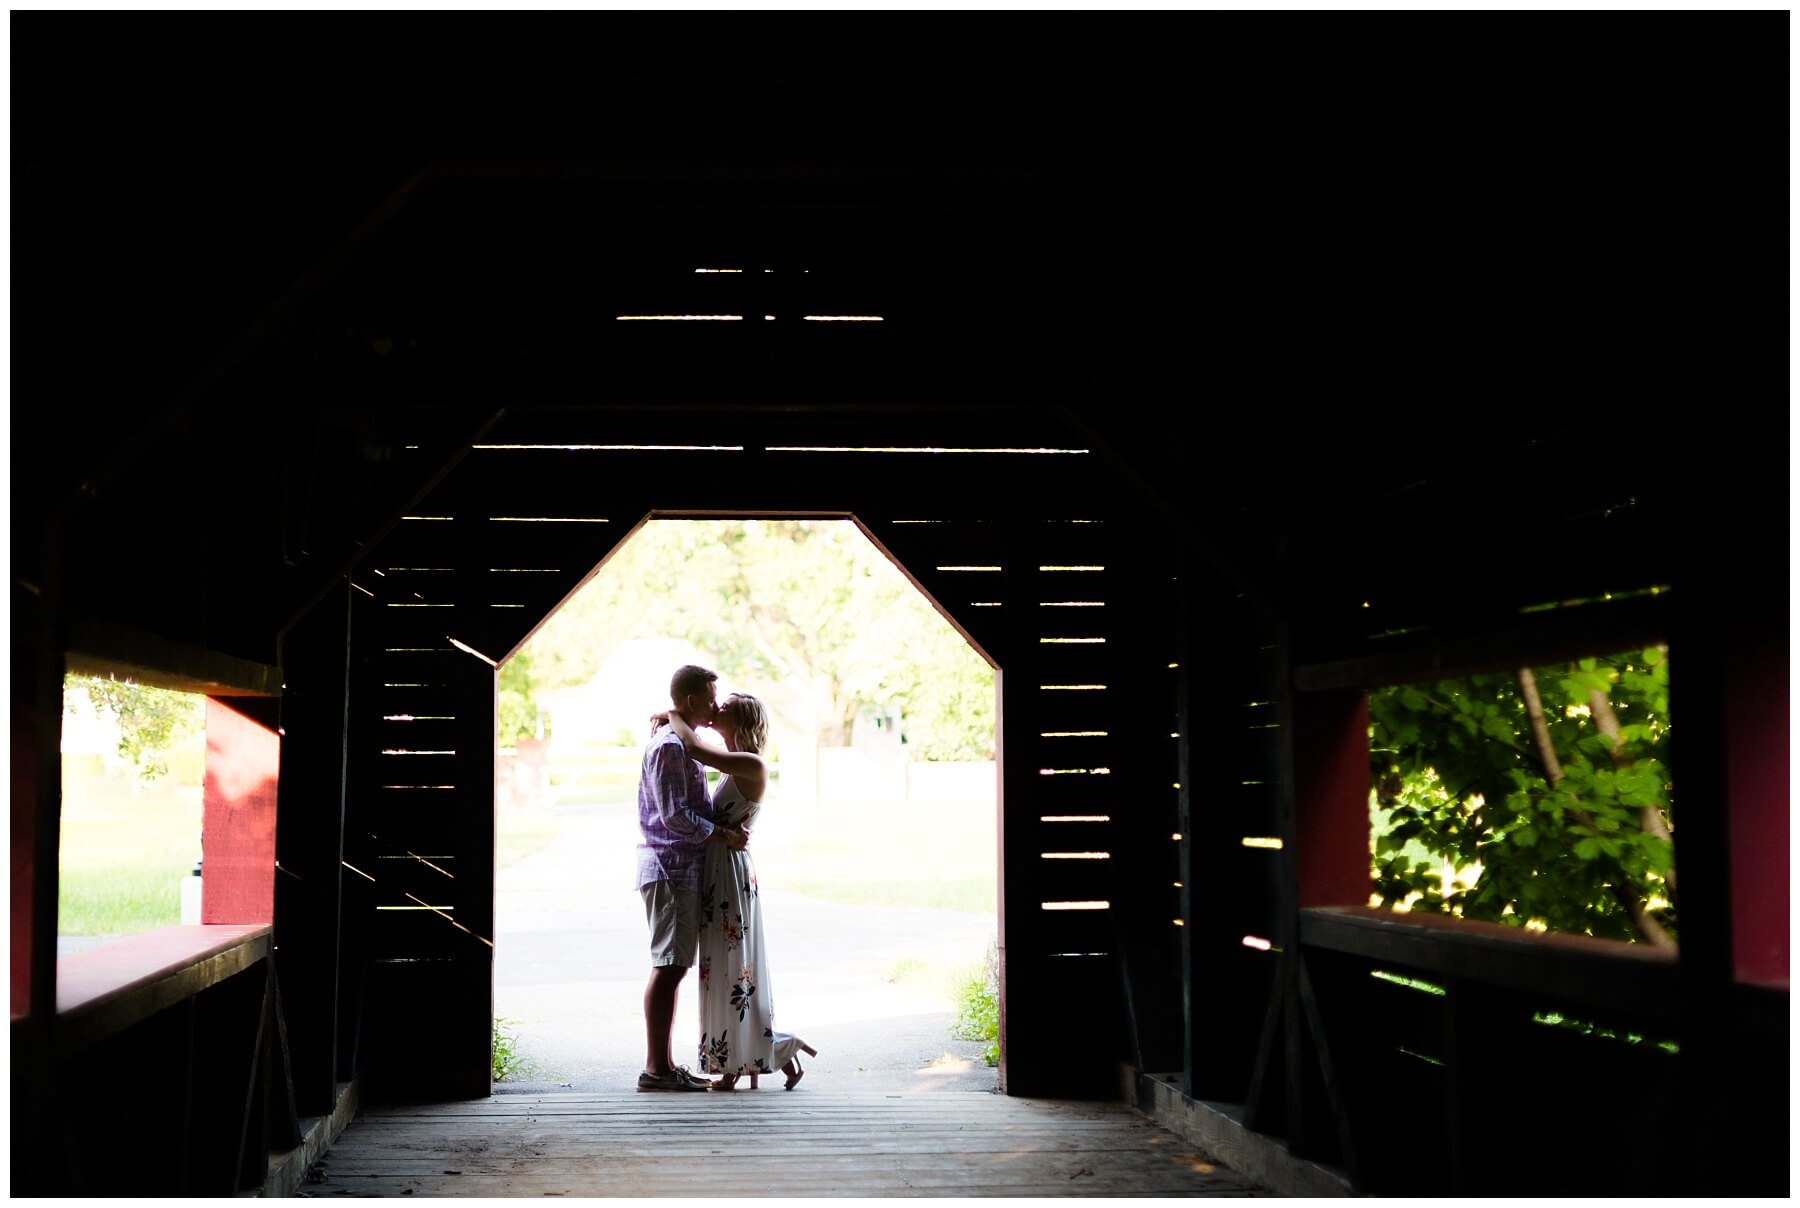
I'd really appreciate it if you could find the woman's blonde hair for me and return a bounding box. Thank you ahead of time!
[725,693,770,754]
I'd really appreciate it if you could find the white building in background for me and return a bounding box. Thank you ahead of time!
[530,637,992,812]
[537,636,814,754]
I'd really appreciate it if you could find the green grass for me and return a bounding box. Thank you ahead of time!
[496,810,567,870]
[885,955,933,984]
[882,955,992,1013]
[61,863,193,936]
[542,758,640,807]
[548,783,637,808]
[773,800,996,913]
[784,877,995,913]
[60,766,202,937]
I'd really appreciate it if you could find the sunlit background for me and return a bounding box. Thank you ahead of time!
[488,518,1002,1086]
[58,676,207,951]
[497,518,997,904]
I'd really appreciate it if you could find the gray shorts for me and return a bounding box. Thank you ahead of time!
[640,880,700,968]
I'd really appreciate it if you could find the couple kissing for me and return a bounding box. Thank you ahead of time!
[634,664,816,1092]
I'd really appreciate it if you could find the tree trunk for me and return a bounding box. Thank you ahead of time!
[1589,687,1677,908]
[1517,668,1676,950]
[1517,668,1563,780]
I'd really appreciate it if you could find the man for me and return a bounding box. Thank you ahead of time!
[635,663,747,1091]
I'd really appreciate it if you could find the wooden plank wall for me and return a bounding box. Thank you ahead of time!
[44,944,285,1195]
[1182,583,1285,1109]
[1249,392,1787,1194]
[274,580,353,1117]
[315,388,1789,1196]
[337,410,1200,1102]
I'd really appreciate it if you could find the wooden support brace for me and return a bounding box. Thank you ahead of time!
[1295,953,1361,1188]
[234,966,275,1191]
[266,964,304,1152]
[1243,951,1290,1135]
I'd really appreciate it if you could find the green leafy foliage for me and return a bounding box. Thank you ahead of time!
[524,520,995,760]
[952,942,1001,1066]
[67,675,204,781]
[491,1016,542,1082]
[497,647,539,744]
[1368,649,1675,943]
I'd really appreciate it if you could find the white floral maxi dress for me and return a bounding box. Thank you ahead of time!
[695,775,809,1078]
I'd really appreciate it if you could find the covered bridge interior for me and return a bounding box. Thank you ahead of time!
[11,32,1788,1198]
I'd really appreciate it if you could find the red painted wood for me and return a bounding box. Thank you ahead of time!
[1727,642,1788,989]
[201,698,279,925]
[1293,690,1372,909]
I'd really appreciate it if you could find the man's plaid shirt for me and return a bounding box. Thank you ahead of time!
[635,725,715,892]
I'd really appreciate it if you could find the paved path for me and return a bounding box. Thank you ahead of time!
[494,806,1001,1095]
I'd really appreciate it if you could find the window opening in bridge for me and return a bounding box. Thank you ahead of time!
[58,675,207,954]
[492,518,1000,1092]
[1368,645,1676,948]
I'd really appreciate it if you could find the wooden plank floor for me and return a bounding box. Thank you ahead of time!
[299,1090,1276,1197]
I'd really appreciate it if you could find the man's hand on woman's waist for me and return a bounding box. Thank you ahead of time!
[708,825,749,851]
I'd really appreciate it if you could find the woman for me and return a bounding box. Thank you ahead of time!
[655,693,816,1090]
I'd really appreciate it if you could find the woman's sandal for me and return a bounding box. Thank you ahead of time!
[783,1044,818,1091]
[712,1072,740,1092]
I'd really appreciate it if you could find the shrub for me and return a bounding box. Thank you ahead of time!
[952,941,1000,1067]
[492,1017,541,1082]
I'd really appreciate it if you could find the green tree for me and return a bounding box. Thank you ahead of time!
[497,647,539,747]
[67,675,205,781]
[524,520,995,760]
[1368,648,1675,946]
